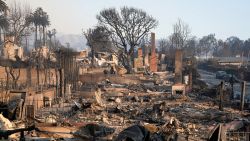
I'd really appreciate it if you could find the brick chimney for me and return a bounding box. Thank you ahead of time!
[150,32,157,72]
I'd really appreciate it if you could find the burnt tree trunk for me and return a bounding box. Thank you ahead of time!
[8,67,20,89]
[35,26,37,49]
[125,55,132,74]
[5,67,9,90]
[59,68,63,97]
[43,26,45,46]
[55,68,58,98]
[91,47,94,67]
[36,62,39,87]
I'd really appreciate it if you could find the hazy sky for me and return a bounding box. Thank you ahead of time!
[6,0,250,40]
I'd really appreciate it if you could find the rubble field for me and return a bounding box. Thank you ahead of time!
[15,71,248,141]
[0,70,248,141]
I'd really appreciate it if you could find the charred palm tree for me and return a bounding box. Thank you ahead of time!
[0,0,7,12]
[30,8,42,49]
[28,8,42,86]
[29,7,50,86]
[40,11,50,46]
[0,15,8,43]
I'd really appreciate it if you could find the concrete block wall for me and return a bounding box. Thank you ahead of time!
[0,67,57,87]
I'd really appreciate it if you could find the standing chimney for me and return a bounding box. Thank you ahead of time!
[175,49,183,84]
[150,32,157,72]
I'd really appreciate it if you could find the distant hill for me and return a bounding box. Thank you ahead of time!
[25,33,88,51]
[57,34,88,51]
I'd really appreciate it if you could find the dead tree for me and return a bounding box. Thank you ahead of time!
[4,67,10,90]
[198,34,217,59]
[5,67,20,89]
[8,0,32,46]
[169,19,190,49]
[84,26,111,67]
[97,7,158,73]
[9,67,20,89]
[35,48,44,87]
[4,57,22,89]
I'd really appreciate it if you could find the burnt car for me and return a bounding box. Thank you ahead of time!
[215,71,227,79]
[216,71,239,83]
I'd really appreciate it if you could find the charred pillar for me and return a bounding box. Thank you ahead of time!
[219,81,224,111]
[189,70,192,88]
[143,45,149,67]
[188,59,193,89]
[174,49,183,84]
[240,81,246,111]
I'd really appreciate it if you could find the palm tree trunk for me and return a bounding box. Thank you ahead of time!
[36,55,40,87]
[0,28,2,43]
[36,64,39,87]
[48,55,51,86]
[43,26,45,46]
[59,68,63,97]
[35,26,37,49]
[55,68,58,97]
[39,26,42,46]
[5,67,9,90]
[91,47,94,67]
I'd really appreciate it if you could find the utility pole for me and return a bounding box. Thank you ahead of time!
[240,81,246,111]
